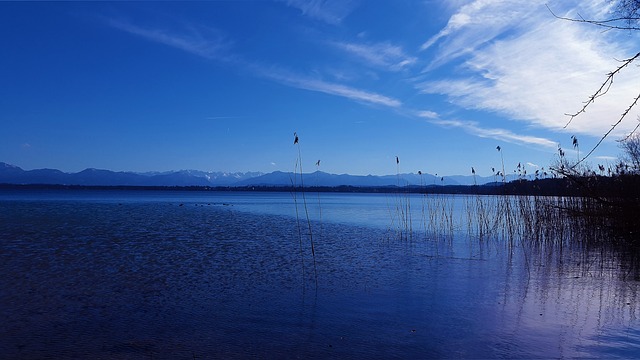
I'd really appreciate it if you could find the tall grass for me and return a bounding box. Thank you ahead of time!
[382,151,639,279]
[315,159,323,238]
[290,135,305,281]
[388,157,413,241]
[290,140,640,281]
[291,132,317,287]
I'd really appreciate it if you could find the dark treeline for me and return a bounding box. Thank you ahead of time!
[0,180,578,195]
[2,175,640,198]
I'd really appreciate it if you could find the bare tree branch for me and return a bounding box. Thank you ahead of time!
[563,52,640,129]
[548,2,640,166]
[574,91,640,167]
[546,4,640,31]
[622,116,640,141]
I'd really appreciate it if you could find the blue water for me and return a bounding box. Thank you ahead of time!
[0,189,638,359]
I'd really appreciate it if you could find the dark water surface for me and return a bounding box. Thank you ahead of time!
[0,190,638,359]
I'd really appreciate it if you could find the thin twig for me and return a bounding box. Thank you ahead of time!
[574,91,640,167]
[546,4,640,31]
[563,52,640,129]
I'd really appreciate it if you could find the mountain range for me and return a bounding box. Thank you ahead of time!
[0,162,513,187]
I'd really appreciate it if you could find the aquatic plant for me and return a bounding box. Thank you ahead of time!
[315,159,323,238]
[418,170,427,236]
[292,132,317,286]
[389,156,412,241]
[290,134,306,281]
[287,139,640,281]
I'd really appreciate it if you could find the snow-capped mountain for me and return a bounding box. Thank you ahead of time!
[0,162,263,187]
[0,162,518,187]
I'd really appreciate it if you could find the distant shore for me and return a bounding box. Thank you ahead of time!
[0,177,627,197]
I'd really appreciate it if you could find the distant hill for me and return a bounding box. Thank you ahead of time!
[0,162,526,187]
[238,171,466,187]
[223,171,527,187]
[0,162,262,187]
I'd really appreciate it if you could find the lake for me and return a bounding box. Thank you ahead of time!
[1,189,639,359]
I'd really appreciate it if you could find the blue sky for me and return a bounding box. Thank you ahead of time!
[1,0,639,176]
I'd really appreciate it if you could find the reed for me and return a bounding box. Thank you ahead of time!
[465,167,493,241]
[290,136,305,281]
[467,172,638,279]
[315,160,324,238]
[292,132,317,287]
[418,170,427,236]
[289,139,640,280]
[396,146,638,277]
[390,156,412,241]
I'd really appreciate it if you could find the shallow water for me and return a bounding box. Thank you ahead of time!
[0,189,638,358]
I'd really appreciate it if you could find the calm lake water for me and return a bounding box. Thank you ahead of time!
[1,189,639,359]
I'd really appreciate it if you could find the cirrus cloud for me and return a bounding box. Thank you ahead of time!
[417,0,640,140]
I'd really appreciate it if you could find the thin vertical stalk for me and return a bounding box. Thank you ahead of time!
[294,132,317,287]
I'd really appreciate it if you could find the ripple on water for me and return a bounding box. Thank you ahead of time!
[0,197,639,359]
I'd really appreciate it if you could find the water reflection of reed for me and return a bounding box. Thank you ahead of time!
[492,239,640,358]
[450,192,640,357]
[392,193,640,280]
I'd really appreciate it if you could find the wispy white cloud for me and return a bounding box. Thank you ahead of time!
[108,19,229,60]
[417,0,640,138]
[330,41,417,71]
[422,115,557,149]
[108,17,401,109]
[261,67,402,107]
[594,155,618,161]
[421,0,545,70]
[417,110,439,119]
[206,116,243,120]
[285,0,359,25]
